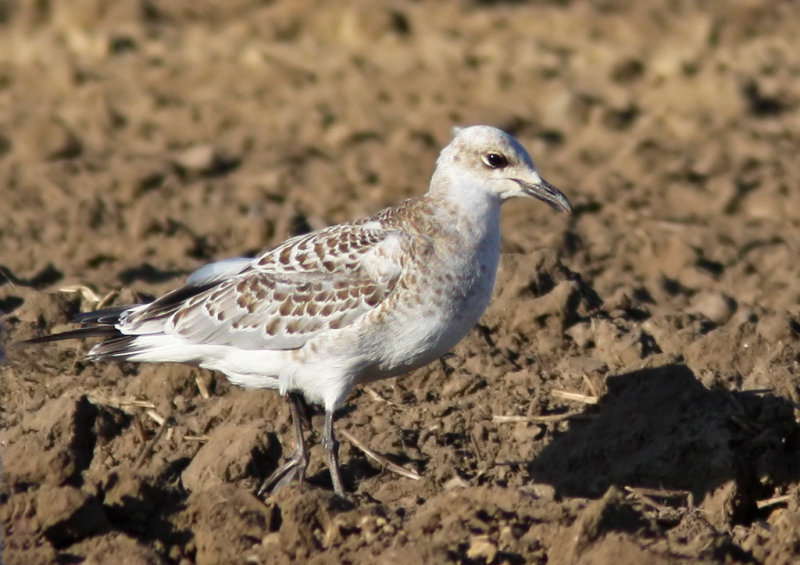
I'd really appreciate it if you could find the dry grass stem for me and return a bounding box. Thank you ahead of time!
[195,375,211,399]
[581,372,599,399]
[96,290,119,310]
[145,409,166,426]
[625,486,691,512]
[363,386,399,407]
[756,494,792,510]
[492,411,590,424]
[86,394,157,413]
[59,285,101,304]
[134,409,173,469]
[339,429,421,481]
[552,389,599,404]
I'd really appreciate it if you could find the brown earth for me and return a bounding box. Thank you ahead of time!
[2,1,800,563]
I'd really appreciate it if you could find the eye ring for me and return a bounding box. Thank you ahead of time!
[482,152,508,169]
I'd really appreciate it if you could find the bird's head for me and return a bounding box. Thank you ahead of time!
[432,125,572,214]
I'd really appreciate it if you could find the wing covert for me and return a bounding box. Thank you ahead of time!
[119,224,414,350]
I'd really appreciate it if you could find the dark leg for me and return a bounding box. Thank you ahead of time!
[257,392,310,497]
[322,409,346,496]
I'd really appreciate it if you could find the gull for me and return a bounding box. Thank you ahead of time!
[28,125,572,496]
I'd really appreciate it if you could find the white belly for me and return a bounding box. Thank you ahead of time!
[354,231,501,383]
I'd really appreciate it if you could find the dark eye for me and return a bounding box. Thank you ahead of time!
[482,152,508,169]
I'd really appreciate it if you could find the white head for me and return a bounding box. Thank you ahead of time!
[430,125,571,214]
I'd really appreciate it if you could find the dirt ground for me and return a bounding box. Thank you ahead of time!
[2,1,800,563]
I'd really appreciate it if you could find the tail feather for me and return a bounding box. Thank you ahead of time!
[85,335,140,359]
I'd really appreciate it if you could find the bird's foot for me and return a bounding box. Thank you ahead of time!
[256,444,309,497]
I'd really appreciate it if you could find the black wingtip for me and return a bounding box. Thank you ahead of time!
[23,326,121,345]
[73,305,134,326]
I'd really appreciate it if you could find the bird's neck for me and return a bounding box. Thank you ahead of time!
[424,176,503,254]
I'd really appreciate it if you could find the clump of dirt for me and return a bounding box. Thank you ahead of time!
[2,1,800,563]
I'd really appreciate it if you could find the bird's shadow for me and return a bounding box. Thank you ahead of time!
[529,363,800,520]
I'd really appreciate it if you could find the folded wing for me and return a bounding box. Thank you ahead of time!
[117,223,411,351]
